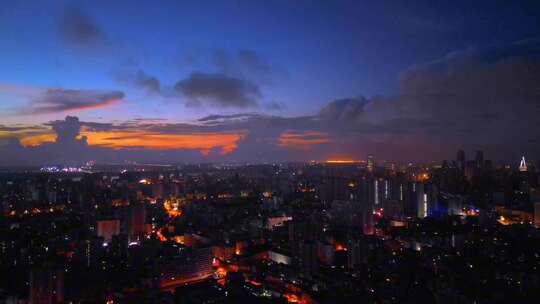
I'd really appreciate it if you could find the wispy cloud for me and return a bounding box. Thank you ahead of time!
[18,89,124,115]
[278,131,332,149]
[57,6,111,50]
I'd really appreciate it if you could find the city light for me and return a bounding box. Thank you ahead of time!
[325,160,362,164]
[0,2,538,301]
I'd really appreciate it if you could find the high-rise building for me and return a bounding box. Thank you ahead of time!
[300,241,318,279]
[457,150,465,171]
[97,219,121,242]
[317,242,335,266]
[534,202,540,228]
[475,150,484,169]
[29,263,64,304]
[416,183,433,218]
[127,204,146,240]
[83,237,103,268]
[347,239,366,269]
[152,182,165,199]
[159,246,214,287]
[367,154,375,173]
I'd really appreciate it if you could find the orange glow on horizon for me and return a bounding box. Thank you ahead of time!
[325,160,362,164]
[19,133,56,146]
[11,128,246,156]
[80,130,246,155]
[1,128,55,147]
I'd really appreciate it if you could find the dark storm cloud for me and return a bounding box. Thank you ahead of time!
[19,88,124,115]
[195,37,540,161]
[0,116,92,165]
[57,7,106,47]
[48,116,83,144]
[111,49,277,105]
[174,72,261,107]
[343,38,540,159]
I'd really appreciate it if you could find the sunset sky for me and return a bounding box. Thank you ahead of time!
[1,0,540,165]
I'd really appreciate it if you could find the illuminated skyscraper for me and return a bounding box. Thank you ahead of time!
[519,156,528,172]
[416,183,429,218]
[367,154,375,173]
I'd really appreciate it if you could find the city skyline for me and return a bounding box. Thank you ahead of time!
[1,2,540,302]
[2,1,540,164]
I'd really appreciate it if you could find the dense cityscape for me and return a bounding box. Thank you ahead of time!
[2,1,540,303]
[0,152,539,303]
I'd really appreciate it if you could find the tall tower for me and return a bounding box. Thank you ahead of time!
[367,154,375,173]
[519,156,528,172]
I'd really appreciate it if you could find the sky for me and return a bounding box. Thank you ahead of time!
[1,0,540,165]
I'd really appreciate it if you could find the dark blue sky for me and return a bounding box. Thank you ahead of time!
[1,0,540,163]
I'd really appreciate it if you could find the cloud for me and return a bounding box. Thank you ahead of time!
[78,130,246,155]
[278,131,332,149]
[134,70,161,93]
[237,50,273,74]
[57,7,106,48]
[211,49,285,86]
[174,72,261,107]
[114,67,161,94]
[213,49,273,76]
[0,125,47,132]
[0,125,52,148]
[48,116,84,145]
[112,49,277,105]
[0,137,23,149]
[2,38,540,164]
[197,113,264,124]
[266,101,286,111]
[345,38,540,159]
[318,97,369,122]
[19,88,124,115]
